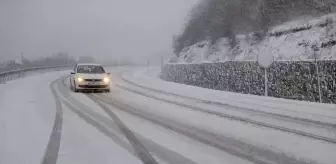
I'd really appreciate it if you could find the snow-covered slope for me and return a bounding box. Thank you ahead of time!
[175,13,336,63]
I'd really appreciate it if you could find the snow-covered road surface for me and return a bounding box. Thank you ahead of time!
[1,67,336,164]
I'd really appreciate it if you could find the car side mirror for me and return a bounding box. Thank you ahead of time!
[70,72,75,74]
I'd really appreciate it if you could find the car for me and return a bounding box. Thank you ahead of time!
[70,63,111,93]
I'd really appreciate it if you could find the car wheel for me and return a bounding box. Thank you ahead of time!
[73,86,79,92]
[106,89,110,92]
[73,80,79,92]
[70,79,73,90]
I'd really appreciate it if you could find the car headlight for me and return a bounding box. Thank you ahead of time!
[77,77,84,82]
[103,77,110,83]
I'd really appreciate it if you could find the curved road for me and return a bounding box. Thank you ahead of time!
[1,67,336,164]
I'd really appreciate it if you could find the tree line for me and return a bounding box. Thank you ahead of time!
[173,0,336,57]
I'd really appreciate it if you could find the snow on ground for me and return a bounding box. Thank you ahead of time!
[2,66,336,164]
[178,41,210,63]
[119,67,336,125]
[109,103,254,164]
[0,69,145,164]
[60,77,111,118]
[54,78,143,164]
[176,13,336,63]
[0,71,68,164]
[56,104,142,164]
[103,84,336,164]
[115,79,336,140]
[106,66,336,164]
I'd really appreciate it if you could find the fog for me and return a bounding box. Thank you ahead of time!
[0,0,198,63]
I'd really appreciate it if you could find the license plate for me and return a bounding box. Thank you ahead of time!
[88,82,98,85]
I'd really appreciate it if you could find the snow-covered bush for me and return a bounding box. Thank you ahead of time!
[173,13,336,63]
[161,61,336,104]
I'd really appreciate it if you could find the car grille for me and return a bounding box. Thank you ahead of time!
[84,79,102,82]
[79,85,108,88]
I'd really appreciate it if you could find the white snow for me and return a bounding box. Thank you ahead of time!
[115,80,336,140]
[120,68,336,123]
[0,71,68,164]
[0,69,146,164]
[56,104,142,164]
[174,13,336,63]
[178,40,210,63]
[2,66,336,164]
[108,101,255,164]
[59,77,111,118]
[108,67,336,164]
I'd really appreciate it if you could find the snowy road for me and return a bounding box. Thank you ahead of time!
[1,67,336,164]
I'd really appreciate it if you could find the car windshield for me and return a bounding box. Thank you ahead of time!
[77,65,105,74]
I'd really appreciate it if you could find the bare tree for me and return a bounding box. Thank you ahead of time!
[172,0,336,57]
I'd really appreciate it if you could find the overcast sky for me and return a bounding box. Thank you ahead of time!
[0,0,198,62]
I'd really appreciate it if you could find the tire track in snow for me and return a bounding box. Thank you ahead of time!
[116,84,336,144]
[120,76,336,129]
[58,77,196,164]
[41,79,63,164]
[61,100,197,164]
[93,94,318,164]
[61,100,138,156]
[88,95,159,164]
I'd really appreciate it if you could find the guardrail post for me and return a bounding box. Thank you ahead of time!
[313,47,322,103]
[264,68,268,97]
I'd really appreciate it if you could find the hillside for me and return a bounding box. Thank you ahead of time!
[174,13,336,63]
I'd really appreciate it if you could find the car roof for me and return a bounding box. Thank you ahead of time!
[76,63,102,66]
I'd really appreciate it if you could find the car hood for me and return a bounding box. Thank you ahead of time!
[76,73,107,79]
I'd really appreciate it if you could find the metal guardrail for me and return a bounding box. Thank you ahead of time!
[0,65,71,84]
